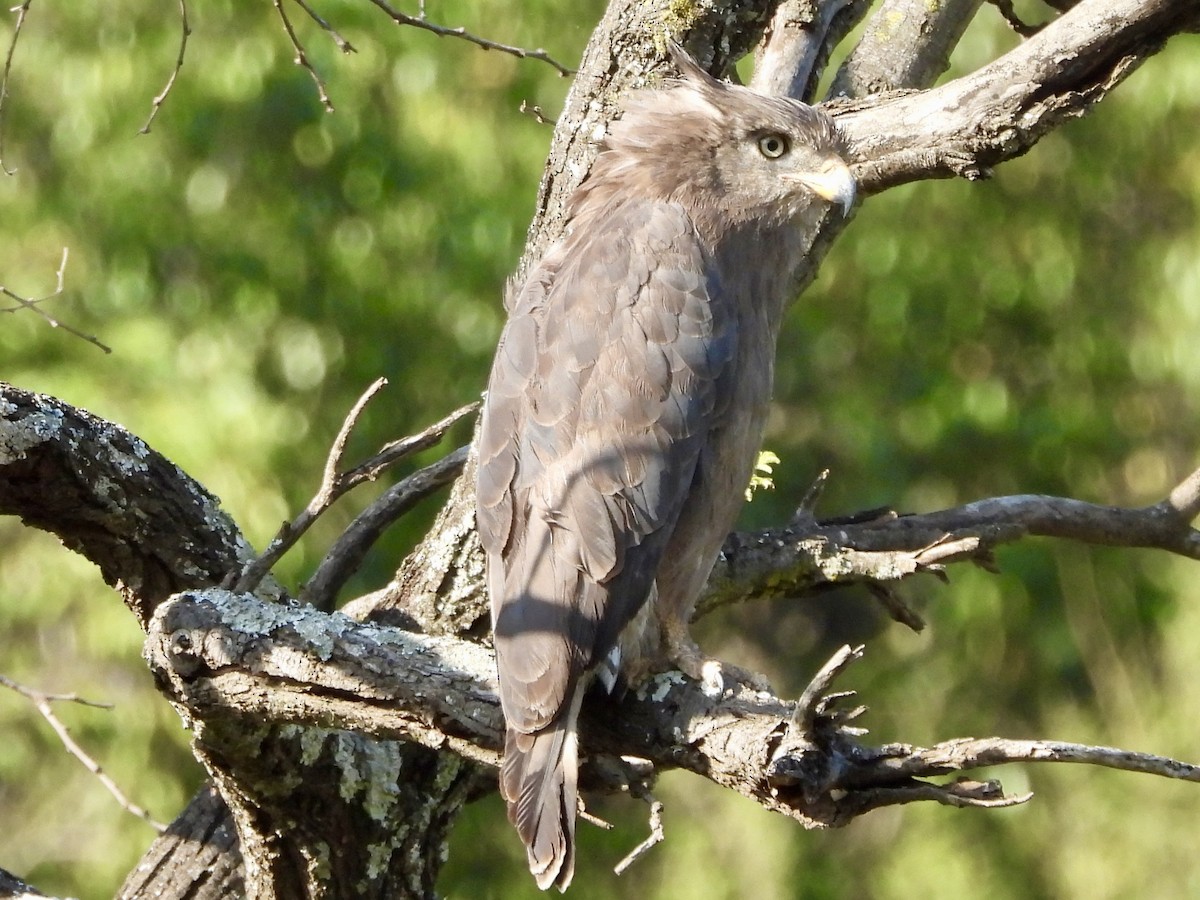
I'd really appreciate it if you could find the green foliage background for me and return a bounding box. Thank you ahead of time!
[1,2,1197,897]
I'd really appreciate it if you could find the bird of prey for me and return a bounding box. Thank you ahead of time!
[476,44,855,891]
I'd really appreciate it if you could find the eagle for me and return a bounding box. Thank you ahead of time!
[476,44,855,891]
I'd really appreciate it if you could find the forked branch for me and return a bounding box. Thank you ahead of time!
[143,592,1200,831]
[699,465,1200,618]
[230,380,476,597]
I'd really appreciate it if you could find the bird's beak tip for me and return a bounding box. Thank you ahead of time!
[795,162,856,217]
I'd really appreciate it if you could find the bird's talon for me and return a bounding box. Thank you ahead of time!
[700,660,726,697]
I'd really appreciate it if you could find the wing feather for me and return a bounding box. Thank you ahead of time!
[478,196,734,734]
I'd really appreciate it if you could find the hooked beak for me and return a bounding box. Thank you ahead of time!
[791,159,856,216]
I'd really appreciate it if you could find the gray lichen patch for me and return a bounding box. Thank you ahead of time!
[0,403,64,462]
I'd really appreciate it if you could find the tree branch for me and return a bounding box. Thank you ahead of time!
[230,378,474,598]
[139,0,191,134]
[0,675,167,832]
[828,0,985,98]
[0,383,257,627]
[698,467,1200,618]
[364,0,574,76]
[143,591,1200,835]
[0,248,111,353]
[273,0,335,112]
[300,443,469,609]
[750,0,872,100]
[833,0,1200,192]
[0,0,32,176]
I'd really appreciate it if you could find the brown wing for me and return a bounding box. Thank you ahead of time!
[476,196,735,735]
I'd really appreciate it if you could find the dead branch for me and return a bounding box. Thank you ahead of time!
[300,443,470,608]
[697,467,1200,619]
[0,248,111,352]
[612,794,664,876]
[828,0,983,98]
[834,0,1200,193]
[0,0,32,176]
[0,384,257,627]
[364,0,574,77]
[273,0,334,112]
[231,383,475,595]
[751,0,871,100]
[139,0,191,134]
[294,0,357,53]
[0,675,167,831]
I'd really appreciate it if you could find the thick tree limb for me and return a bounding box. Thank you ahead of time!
[750,0,872,100]
[0,383,481,899]
[116,784,243,900]
[0,384,258,627]
[834,0,1200,192]
[143,590,1200,834]
[828,0,985,98]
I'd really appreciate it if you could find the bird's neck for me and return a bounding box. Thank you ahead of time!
[702,212,817,326]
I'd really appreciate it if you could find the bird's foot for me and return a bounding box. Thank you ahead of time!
[667,636,773,698]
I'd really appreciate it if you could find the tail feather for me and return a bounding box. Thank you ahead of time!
[501,686,583,892]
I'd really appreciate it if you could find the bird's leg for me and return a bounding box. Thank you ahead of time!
[659,612,773,697]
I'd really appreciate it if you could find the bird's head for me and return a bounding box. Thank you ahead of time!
[580,44,855,231]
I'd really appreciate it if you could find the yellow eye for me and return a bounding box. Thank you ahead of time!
[757,134,789,159]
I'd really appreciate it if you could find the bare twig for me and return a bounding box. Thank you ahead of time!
[988,0,1044,36]
[865,581,925,631]
[301,443,469,609]
[0,248,112,353]
[365,0,574,77]
[139,0,191,134]
[881,736,1200,782]
[793,468,830,522]
[833,778,1031,816]
[293,0,357,54]
[273,0,334,112]
[0,675,167,832]
[0,0,33,175]
[0,674,112,709]
[323,376,388,490]
[232,384,476,593]
[577,805,614,830]
[612,796,664,876]
[342,398,477,485]
[518,100,552,125]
